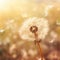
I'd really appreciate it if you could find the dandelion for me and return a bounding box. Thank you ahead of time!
[19,17,49,41]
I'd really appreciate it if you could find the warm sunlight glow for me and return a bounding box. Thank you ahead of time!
[0,0,8,10]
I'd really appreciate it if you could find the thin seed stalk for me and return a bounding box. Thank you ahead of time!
[34,33,43,60]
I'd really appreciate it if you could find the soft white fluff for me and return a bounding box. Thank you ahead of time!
[19,17,49,41]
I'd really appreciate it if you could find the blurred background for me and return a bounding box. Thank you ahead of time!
[0,0,60,60]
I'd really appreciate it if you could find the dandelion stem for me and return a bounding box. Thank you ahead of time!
[30,26,43,60]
